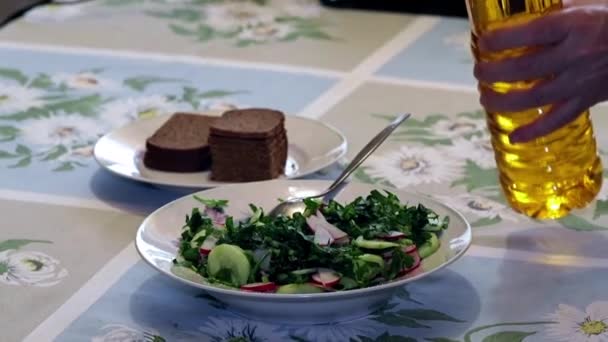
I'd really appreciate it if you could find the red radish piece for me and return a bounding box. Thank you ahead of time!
[307,213,348,241]
[308,282,336,292]
[380,231,406,241]
[204,207,227,226]
[240,282,277,292]
[199,236,218,255]
[314,227,334,246]
[398,250,421,276]
[403,245,417,254]
[334,236,350,245]
[312,269,341,287]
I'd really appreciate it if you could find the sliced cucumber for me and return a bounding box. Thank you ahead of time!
[189,229,208,248]
[397,238,414,246]
[171,265,207,285]
[354,236,400,250]
[276,283,325,294]
[418,233,440,259]
[358,253,385,267]
[207,244,251,287]
[291,268,318,276]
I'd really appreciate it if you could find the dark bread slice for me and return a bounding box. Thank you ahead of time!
[208,131,287,152]
[209,108,285,139]
[210,138,287,181]
[143,113,216,172]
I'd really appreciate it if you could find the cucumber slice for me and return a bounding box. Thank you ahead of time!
[354,236,400,250]
[189,229,208,248]
[418,233,440,259]
[358,253,385,267]
[291,268,318,276]
[207,244,251,287]
[171,265,207,285]
[276,283,325,294]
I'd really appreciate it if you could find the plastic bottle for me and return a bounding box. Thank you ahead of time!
[464,0,603,219]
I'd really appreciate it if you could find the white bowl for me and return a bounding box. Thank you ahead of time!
[135,180,472,324]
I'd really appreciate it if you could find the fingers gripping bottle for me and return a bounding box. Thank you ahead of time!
[464,0,603,219]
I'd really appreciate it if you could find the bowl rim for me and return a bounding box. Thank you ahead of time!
[135,179,472,300]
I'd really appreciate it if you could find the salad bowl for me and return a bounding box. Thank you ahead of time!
[135,179,472,324]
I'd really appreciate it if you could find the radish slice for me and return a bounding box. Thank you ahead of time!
[403,245,417,254]
[380,231,406,240]
[398,250,421,276]
[307,213,348,240]
[199,236,218,255]
[240,282,277,292]
[204,207,226,226]
[312,268,341,287]
[308,282,336,292]
[314,227,333,246]
[334,236,350,245]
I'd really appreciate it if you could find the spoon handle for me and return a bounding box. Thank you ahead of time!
[317,113,411,199]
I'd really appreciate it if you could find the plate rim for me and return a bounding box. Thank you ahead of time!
[135,179,472,300]
[93,113,348,189]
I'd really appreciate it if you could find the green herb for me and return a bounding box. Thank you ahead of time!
[174,190,448,292]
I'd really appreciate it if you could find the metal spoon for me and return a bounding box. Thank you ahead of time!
[268,113,411,218]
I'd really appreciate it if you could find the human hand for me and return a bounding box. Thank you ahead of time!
[473,5,608,143]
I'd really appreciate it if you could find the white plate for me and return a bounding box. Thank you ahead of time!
[135,180,472,324]
[94,112,347,189]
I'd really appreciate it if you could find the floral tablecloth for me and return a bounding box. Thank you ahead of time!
[2,1,608,342]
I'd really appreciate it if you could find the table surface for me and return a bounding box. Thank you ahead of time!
[1,1,608,342]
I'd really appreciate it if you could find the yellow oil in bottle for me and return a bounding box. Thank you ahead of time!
[464,0,603,219]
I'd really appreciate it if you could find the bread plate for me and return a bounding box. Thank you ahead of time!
[135,180,472,324]
[93,111,347,189]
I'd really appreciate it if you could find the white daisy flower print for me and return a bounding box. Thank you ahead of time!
[431,116,486,139]
[364,145,465,188]
[198,317,287,342]
[203,2,278,31]
[290,322,379,342]
[51,72,118,90]
[0,250,68,287]
[271,0,322,18]
[238,23,292,43]
[91,324,165,342]
[544,302,608,342]
[23,3,88,23]
[448,134,496,168]
[100,95,177,128]
[18,113,105,148]
[0,83,44,115]
[435,193,520,222]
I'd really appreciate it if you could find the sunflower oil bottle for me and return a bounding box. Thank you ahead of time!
[464,0,603,219]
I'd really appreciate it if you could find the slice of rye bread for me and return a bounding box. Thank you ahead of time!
[210,138,286,181]
[208,108,288,181]
[143,113,217,172]
[208,132,287,154]
[209,108,286,139]
[211,157,284,181]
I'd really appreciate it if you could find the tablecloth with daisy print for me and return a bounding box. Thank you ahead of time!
[1,1,608,342]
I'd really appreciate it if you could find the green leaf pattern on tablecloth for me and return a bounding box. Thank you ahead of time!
[0,239,67,287]
[0,69,242,171]
[362,112,608,230]
[89,298,608,341]
[102,0,336,46]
